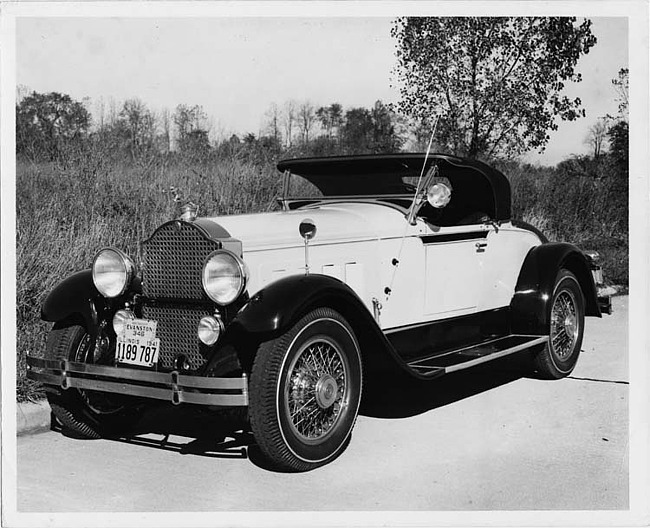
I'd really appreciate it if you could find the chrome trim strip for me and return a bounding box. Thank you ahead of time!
[26,357,248,407]
[445,336,548,374]
[407,335,510,366]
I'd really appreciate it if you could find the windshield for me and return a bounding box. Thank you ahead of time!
[284,172,420,200]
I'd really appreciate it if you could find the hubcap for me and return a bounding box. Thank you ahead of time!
[550,290,579,360]
[285,338,348,442]
[315,374,338,409]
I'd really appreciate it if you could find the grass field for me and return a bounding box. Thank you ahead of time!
[15,151,628,402]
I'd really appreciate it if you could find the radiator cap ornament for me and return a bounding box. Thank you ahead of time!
[179,201,198,222]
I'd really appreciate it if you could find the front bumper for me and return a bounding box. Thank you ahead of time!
[26,356,248,407]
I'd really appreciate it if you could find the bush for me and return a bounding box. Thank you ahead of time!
[16,149,280,401]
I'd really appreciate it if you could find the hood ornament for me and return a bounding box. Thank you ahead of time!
[179,201,198,222]
[299,219,317,275]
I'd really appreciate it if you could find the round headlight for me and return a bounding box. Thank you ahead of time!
[113,309,135,336]
[92,248,135,298]
[427,182,452,209]
[198,315,224,346]
[202,250,247,305]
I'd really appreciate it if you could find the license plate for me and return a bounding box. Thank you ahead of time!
[116,318,161,367]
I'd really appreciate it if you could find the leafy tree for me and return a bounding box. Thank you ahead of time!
[316,103,343,140]
[608,120,628,180]
[371,101,403,153]
[173,104,210,154]
[342,107,374,154]
[16,91,91,160]
[119,98,156,159]
[392,17,596,159]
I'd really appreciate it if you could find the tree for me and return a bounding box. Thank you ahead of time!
[16,91,91,160]
[297,101,316,143]
[371,100,403,153]
[119,99,156,159]
[282,100,298,148]
[585,117,609,159]
[342,107,374,154]
[611,68,629,119]
[264,103,282,146]
[316,103,344,141]
[173,104,209,154]
[392,17,596,159]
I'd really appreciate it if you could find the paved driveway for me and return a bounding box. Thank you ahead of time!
[15,296,628,515]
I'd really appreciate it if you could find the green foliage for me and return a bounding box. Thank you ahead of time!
[16,91,91,161]
[392,17,596,159]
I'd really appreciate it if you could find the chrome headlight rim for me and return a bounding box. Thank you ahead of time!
[92,247,136,298]
[201,249,248,306]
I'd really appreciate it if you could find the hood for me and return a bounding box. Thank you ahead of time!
[202,202,412,252]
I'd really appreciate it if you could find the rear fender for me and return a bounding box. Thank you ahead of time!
[510,243,600,335]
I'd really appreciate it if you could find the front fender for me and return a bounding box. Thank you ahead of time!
[233,274,372,335]
[231,273,423,383]
[510,243,600,335]
[41,270,103,331]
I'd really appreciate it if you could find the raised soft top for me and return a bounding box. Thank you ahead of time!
[277,153,511,222]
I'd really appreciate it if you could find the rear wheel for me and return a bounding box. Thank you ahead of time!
[45,317,139,438]
[533,270,585,379]
[249,308,362,472]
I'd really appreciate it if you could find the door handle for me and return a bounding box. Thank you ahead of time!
[475,242,488,253]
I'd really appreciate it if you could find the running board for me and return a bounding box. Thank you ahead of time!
[407,335,548,377]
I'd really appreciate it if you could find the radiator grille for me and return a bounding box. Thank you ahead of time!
[142,303,212,371]
[142,221,220,300]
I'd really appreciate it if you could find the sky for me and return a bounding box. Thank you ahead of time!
[16,15,628,166]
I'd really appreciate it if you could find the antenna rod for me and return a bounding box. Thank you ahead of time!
[406,115,440,225]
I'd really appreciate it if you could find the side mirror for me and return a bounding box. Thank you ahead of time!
[299,219,317,241]
[299,219,317,275]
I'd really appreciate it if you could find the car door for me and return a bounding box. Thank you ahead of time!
[421,224,488,317]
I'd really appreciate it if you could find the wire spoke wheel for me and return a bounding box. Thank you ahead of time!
[249,307,362,472]
[285,337,349,443]
[44,318,139,438]
[73,333,126,415]
[533,270,585,379]
[550,290,579,360]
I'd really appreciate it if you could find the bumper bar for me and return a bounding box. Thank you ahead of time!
[26,356,248,407]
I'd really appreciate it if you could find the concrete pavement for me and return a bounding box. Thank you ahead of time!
[14,296,628,512]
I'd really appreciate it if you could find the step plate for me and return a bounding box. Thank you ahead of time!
[408,335,548,376]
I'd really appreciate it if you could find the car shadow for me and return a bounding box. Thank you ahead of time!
[52,352,535,469]
[360,351,534,419]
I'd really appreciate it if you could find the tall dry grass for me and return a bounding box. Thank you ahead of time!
[16,151,281,401]
[16,150,628,401]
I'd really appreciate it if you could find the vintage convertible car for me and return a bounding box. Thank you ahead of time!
[28,153,611,472]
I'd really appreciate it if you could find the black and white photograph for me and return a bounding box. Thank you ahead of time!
[1,2,648,527]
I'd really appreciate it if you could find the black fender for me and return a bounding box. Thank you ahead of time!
[41,270,103,331]
[40,270,142,337]
[233,274,375,335]
[510,243,600,336]
[231,274,420,381]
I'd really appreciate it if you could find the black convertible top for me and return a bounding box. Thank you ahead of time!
[277,153,512,222]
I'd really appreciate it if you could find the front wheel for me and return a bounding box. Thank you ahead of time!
[533,270,585,379]
[45,317,139,438]
[249,308,363,472]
